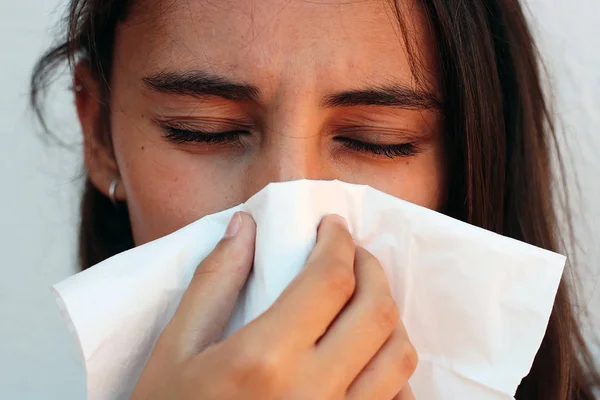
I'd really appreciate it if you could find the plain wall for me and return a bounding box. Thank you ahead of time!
[0,0,598,398]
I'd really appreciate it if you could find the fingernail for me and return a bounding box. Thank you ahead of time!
[224,212,242,238]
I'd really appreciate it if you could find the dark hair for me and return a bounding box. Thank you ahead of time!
[31,0,599,398]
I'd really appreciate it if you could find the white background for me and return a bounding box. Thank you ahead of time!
[0,0,598,398]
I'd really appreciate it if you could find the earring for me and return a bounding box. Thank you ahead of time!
[108,179,121,206]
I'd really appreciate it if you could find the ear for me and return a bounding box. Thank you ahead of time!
[74,61,126,202]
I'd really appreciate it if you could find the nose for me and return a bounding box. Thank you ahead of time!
[243,127,337,198]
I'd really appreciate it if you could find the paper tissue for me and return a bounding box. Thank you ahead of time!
[52,180,565,399]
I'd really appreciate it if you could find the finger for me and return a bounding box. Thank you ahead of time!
[255,214,356,350]
[162,211,257,359]
[346,326,418,400]
[315,246,398,391]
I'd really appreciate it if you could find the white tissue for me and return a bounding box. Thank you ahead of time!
[52,180,565,400]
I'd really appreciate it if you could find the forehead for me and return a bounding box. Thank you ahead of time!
[116,0,439,95]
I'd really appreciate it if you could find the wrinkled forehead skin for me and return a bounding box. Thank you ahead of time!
[112,0,441,108]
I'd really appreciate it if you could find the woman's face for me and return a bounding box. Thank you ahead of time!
[79,0,445,245]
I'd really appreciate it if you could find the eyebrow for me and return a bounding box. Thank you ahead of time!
[142,71,442,110]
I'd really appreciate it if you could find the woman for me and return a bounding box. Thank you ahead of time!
[31,0,599,398]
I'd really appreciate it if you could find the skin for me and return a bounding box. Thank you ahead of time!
[76,0,445,245]
[75,0,445,397]
[131,214,418,399]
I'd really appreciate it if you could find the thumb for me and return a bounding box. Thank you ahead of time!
[165,211,256,359]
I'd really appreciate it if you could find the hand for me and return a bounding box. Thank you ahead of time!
[131,212,417,399]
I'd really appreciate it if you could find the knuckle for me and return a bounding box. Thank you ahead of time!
[193,241,245,279]
[394,341,419,376]
[193,255,221,279]
[372,296,400,331]
[324,262,356,301]
[233,342,283,388]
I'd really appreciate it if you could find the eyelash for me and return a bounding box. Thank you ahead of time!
[333,137,419,158]
[163,128,245,144]
[163,127,419,158]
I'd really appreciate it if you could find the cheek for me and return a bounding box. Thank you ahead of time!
[112,132,246,245]
[343,150,445,212]
[400,151,446,210]
[119,149,445,245]
[112,116,446,245]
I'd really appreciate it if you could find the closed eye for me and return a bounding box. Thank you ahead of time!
[161,127,420,159]
[162,127,249,144]
[333,137,420,158]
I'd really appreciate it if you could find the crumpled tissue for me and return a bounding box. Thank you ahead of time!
[52,180,565,400]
